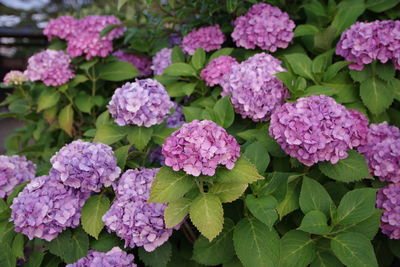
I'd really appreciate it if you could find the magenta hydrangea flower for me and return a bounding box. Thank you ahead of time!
[24,49,75,86]
[0,155,36,198]
[181,25,225,55]
[221,53,289,122]
[358,122,400,182]
[66,247,136,267]
[162,120,240,176]
[201,56,238,87]
[269,95,369,166]
[231,3,295,52]
[43,15,78,40]
[3,70,26,86]
[151,48,172,76]
[377,183,400,239]
[113,50,153,77]
[10,175,89,241]
[50,140,121,193]
[108,79,174,127]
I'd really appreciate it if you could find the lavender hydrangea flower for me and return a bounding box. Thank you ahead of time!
[108,79,174,127]
[43,15,78,40]
[201,56,238,87]
[221,53,289,122]
[231,3,295,52]
[166,103,185,128]
[151,48,172,76]
[114,50,153,77]
[50,140,121,193]
[162,120,240,176]
[377,183,400,239]
[3,70,26,86]
[358,122,400,182]
[269,95,369,166]
[24,49,75,86]
[181,25,225,55]
[10,175,89,241]
[66,247,136,267]
[0,155,36,198]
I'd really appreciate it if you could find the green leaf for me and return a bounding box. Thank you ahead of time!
[209,48,234,62]
[360,77,393,114]
[209,182,248,203]
[94,124,127,145]
[332,210,381,240]
[193,218,235,265]
[332,0,365,36]
[323,61,350,81]
[152,127,176,145]
[213,96,234,128]
[298,211,331,235]
[24,251,44,267]
[376,62,396,81]
[164,198,192,228]
[299,177,333,217]
[302,85,337,97]
[138,242,172,267]
[294,24,319,37]
[215,157,264,184]
[164,63,197,77]
[117,0,128,10]
[276,179,300,219]
[37,89,60,112]
[79,59,98,71]
[191,48,206,70]
[75,93,93,113]
[114,145,130,169]
[285,53,314,81]
[81,194,110,239]
[312,50,333,74]
[331,232,378,267]
[0,242,16,267]
[226,0,238,13]
[0,221,16,244]
[166,82,197,97]
[245,195,278,229]
[366,0,399,12]
[182,106,203,122]
[233,218,280,267]
[190,194,224,241]
[311,251,343,267]
[98,61,139,81]
[127,126,153,150]
[171,46,184,63]
[149,167,195,203]
[95,111,110,128]
[90,232,123,252]
[319,150,371,182]
[58,105,74,137]
[11,234,24,259]
[244,142,270,173]
[279,230,315,267]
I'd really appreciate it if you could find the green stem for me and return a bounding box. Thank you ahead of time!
[91,68,97,96]
[196,180,204,193]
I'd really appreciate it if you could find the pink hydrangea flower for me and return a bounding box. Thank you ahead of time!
[43,15,78,40]
[377,183,400,239]
[181,25,225,55]
[201,56,238,87]
[3,70,26,86]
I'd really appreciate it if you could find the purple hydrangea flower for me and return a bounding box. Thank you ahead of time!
[221,53,289,122]
[358,122,400,182]
[108,79,174,127]
[231,3,295,52]
[181,25,225,55]
[43,15,78,40]
[169,33,182,47]
[269,95,369,166]
[166,103,185,128]
[149,147,165,166]
[377,183,400,239]
[66,247,136,267]
[162,120,240,176]
[24,49,75,86]
[50,140,121,193]
[151,48,172,76]
[201,56,238,87]
[0,155,36,198]
[113,50,153,77]
[3,70,26,86]
[10,175,89,241]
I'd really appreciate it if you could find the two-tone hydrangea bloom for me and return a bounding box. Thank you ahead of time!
[66,247,136,267]
[231,3,295,52]
[162,120,240,176]
[108,79,174,127]
[151,48,172,76]
[114,50,153,77]
[221,53,289,122]
[0,155,36,198]
[358,122,400,182]
[3,70,26,86]
[50,140,121,193]
[24,49,75,86]
[43,15,78,40]
[166,103,185,128]
[377,183,400,239]
[200,56,238,87]
[10,175,89,241]
[269,95,369,166]
[181,25,225,55]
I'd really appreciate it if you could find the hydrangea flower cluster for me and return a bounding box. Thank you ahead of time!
[358,122,400,182]
[3,70,27,86]
[113,50,153,77]
[200,56,238,87]
[50,140,121,193]
[162,120,240,176]
[376,183,400,239]
[67,247,136,267]
[231,3,295,52]
[181,25,225,55]
[151,48,172,75]
[221,53,289,122]
[166,103,185,128]
[169,33,182,47]
[43,15,78,40]
[336,20,400,70]
[0,155,36,198]
[108,79,174,127]
[269,95,369,166]
[24,49,75,86]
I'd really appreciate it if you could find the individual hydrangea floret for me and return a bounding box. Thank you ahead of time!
[221,53,289,122]
[66,247,136,267]
[114,50,153,77]
[151,48,172,76]
[3,70,27,86]
[50,140,121,193]
[377,183,400,239]
[10,175,89,241]
[24,49,75,86]
[200,56,238,87]
[0,155,36,198]
[162,120,240,176]
[181,25,225,55]
[108,79,174,127]
[43,15,78,40]
[358,122,400,182]
[166,103,185,128]
[269,95,369,166]
[231,3,295,52]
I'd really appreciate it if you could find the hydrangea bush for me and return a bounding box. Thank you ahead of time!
[1,0,400,266]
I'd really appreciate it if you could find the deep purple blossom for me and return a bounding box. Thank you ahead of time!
[201,56,238,87]
[169,33,182,47]
[181,25,225,55]
[114,50,153,77]
[166,103,185,128]
[151,48,172,76]
[66,247,136,267]
[43,15,78,40]
[377,183,400,239]
[3,70,26,86]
